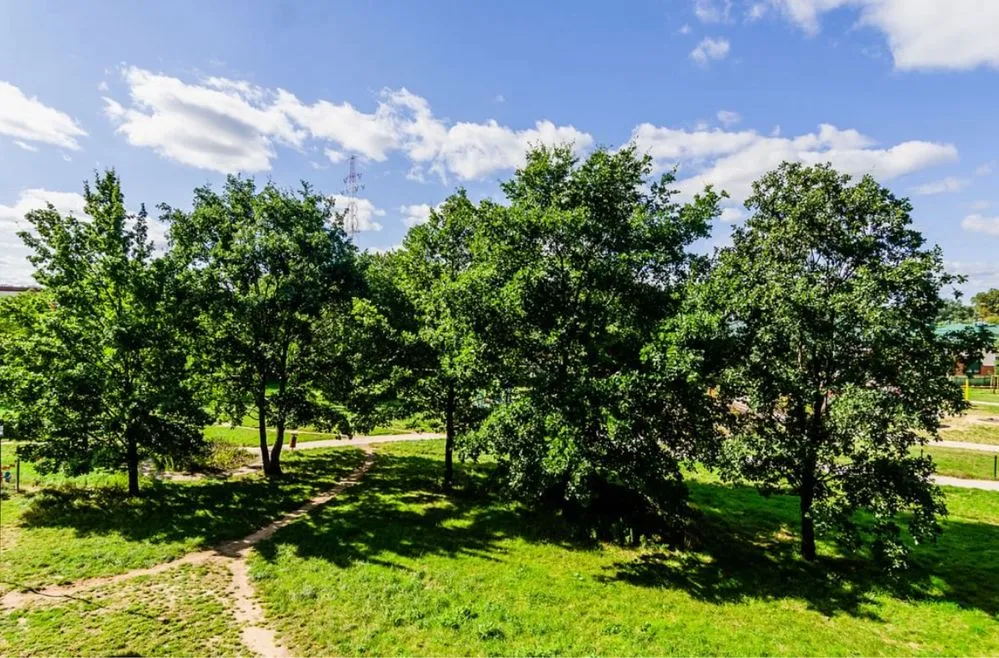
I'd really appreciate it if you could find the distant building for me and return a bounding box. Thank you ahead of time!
[936,323,999,376]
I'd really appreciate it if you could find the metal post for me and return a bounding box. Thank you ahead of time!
[15,459,19,493]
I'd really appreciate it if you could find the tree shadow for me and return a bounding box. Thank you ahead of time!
[253,450,594,570]
[17,449,366,548]
[600,479,999,621]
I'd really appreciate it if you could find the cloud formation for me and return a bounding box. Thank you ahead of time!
[103,67,593,179]
[632,121,956,202]
[0,81,87,150]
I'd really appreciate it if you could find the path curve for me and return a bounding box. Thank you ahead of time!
[0,436,428,658]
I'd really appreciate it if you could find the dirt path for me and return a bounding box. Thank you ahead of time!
[1,444,385,658]
[933,474,999,491]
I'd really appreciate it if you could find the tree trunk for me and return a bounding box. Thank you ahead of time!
[799,467,817,561]
[268,420,284,477]
[443,384,456,491]
[126,427,140,497]
[257,395,271,474]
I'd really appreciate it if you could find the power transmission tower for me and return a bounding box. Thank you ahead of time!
[342,155,364,235]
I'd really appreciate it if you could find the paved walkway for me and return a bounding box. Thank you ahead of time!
[933,475,999,491]
[240,432,443,454]
[934,439,999,453]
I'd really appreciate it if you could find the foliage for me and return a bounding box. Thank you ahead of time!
[463,145,721,539]
[313,250,418,436]
[164,177,358,475]
[396,191,491,489]
[971,288,999,323]
[699,162,994,568]
[0,171,206,495]
[936,296,976,324]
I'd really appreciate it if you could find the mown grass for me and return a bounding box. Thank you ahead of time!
[248,440,999,657]
[923,446,999,480]
[939,406,999,445]
[0,562,248,657]
[0,447,365,596]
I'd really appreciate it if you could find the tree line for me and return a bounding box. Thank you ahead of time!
[0,146,991,569]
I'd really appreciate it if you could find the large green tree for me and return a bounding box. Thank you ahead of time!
[701,162,992,566]
[971,288,999,323]
[465,145,721,536]
[0,171,206,495]
[396,191,489,490]
[164,177,357,476]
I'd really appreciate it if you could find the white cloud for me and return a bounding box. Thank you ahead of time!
[961,214,999,236]
[104,66,304,173]
[400,203,437,228]
[324,147,346,164]
[975,162,993,176]
[495,94,506,103]
[679,23,692,34]
[13,140,37,152]
[0,189,87,285]
[632,121,957,203]
[0,81,87,150]
[769,0,999,70]
[719,207,745,222]
[694,0,732,22]
[911,176,969,196]
[971,200,991,211]
[104,68,592,181]
[329,194,384,232]
[747,2,769,20]
[716,110,741,126]
[945,260,999,295]
[690,37,731,65]
[97,80,109,92]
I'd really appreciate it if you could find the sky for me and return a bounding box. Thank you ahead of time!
[2,0,999,295]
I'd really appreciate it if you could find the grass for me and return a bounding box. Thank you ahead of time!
[0,562,248,657]
[939,405,999,445]
[0,447,366,596]
[922,446,999,480]
[204,414,438,447]
[246,439,999,657]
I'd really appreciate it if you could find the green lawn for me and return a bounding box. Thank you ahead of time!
[967,388,999,404]
[939,405,999,445]
[0,447,365,596]
[923,446,999,480]
[247,440,999,657]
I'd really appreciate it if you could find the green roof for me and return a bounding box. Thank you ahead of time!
[935,322,999,337]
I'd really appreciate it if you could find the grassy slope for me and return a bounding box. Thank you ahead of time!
[939,405,999,445]
[923,446,998,480]
[205,416,438,447]
[0,447,365,596]
[249,440,999,657]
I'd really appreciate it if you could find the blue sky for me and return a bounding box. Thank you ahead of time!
[2,0,998,294]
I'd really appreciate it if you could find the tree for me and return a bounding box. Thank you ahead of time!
[936,296,975,324]
[313,250,419,436]
[465,145,721,537]
[0,171,206,495]
[971,288,999,322]
[396,191,488,490]
[701,162,992,566]
[164,177,357,476]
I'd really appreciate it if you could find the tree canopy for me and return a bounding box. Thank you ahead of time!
[698,162,990,566]
[163,177,358,476]
[0,171,206,494]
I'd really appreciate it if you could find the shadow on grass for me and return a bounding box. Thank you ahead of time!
[253,449,593,571]
[602,480,999,621]
[256,448,999,624]
[17,449,365,548]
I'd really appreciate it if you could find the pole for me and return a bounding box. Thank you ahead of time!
[965,377,970,402]
[15,459,19,493]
